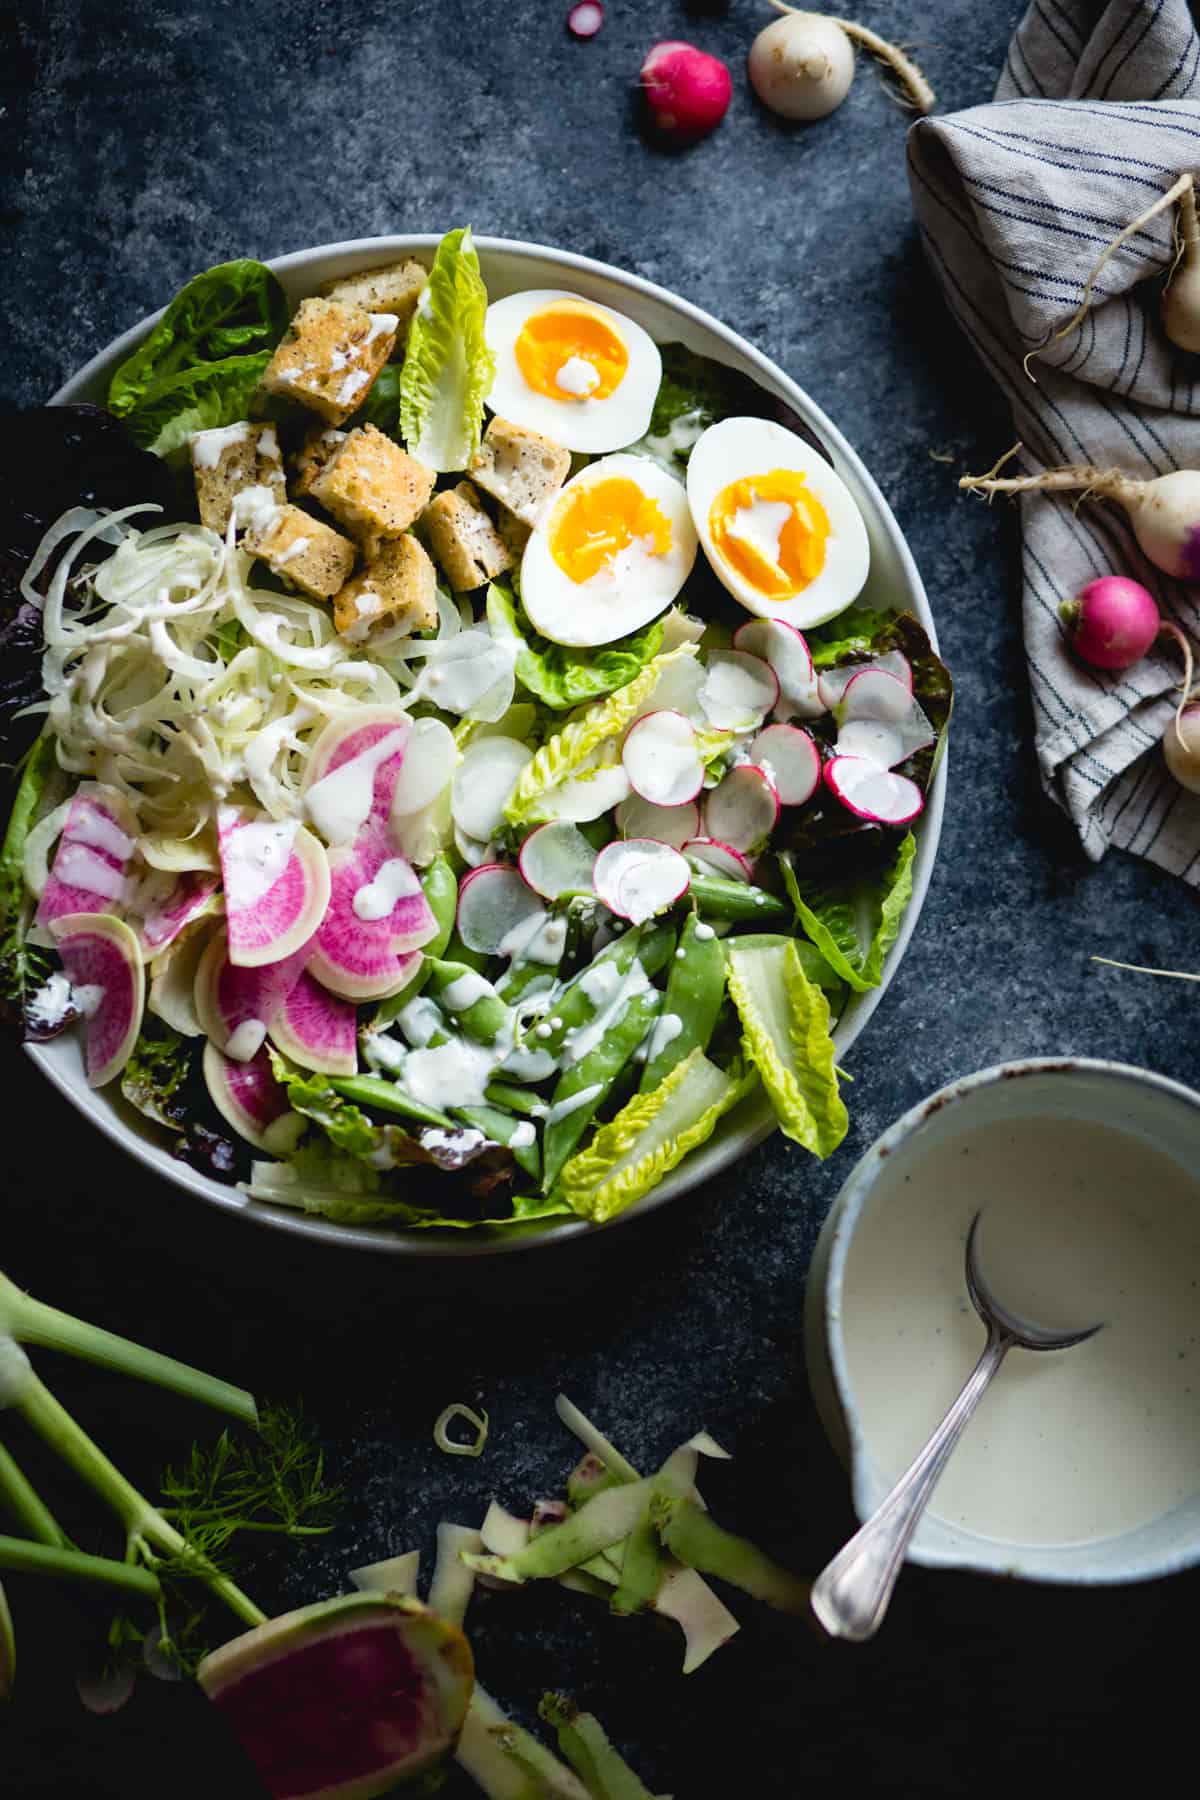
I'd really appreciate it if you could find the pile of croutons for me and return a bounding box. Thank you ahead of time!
[189,257,572,647]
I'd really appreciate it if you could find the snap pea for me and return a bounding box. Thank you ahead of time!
[511,922,675,1072]
[541,982,663,1193]
[689,875,789,925]
[638,911,726,1093]
[442,931,488,973]
[484,1079,547,1117]
[424,960,512,1046]
[328,1074,454,1131]
[373,856,458,1026]
[454,1104,541,1182]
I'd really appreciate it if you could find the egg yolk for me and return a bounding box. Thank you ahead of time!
[708,470,830,599]
[514,301,629,403]
[549,477,673,584]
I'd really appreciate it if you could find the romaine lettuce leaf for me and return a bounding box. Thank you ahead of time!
[725,939,847,1157]
[123,351,276,460]
[779,831,916,994]
[805,606,896,667]
[107,260,288,420]
[399,227,495,472]
[0,734,57,1015]
[248,1141,572,1230]
[486,580,665,712]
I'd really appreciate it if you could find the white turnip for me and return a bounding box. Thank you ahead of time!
[1162,175,1200,353]
[749,4,934,121]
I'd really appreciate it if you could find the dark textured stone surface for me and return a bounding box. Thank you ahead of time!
[3,1,1198,1794]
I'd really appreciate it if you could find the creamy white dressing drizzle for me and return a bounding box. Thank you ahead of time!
[304,730,408,846]
[440,971,494,1012]
[191,421,252,468]
[544,1083,603,1126]
[352,856,421,921]
[403,1038,494,1109]
[221,817,298,911]
[645,1011,682,1063]
[397,996,444,1048]
[70,806,135,862]
[562,960,650,1067]
[26,972,74,1031]
[225,1019,268,1061]
[74,983,106,1019]
[499,910,566,966]
[509,1121,537,1149]
[55,842,128,901]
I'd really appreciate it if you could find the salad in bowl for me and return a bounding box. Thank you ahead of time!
[0,228,951,1240]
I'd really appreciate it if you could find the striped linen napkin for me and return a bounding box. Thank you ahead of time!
[908,0,1200,883]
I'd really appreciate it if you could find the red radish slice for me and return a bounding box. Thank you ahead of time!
[268,969,358,1077]
[703,765,780,853]
[203,1040,293,1149]
[698,651,779,730]
[518,822,597,900]
[835,719,905,767]
[615,795,700,848]
[733,620,822,718]
[308,827,434,1002]
[840,668,911,724]
[451,737,533,844]
[35,786,136,930]
[568,0,603,35]
[748,724,820,806]
[389,717,456,822]
[136,870,220,958]
[543,760,631,823]
[453,823,491,869]
[833,669,935,769]
[824,755,925,825]
[684,838,755,882]
[456,863,543,956]
[194,932,312,1061]
[594,839,690,923]
[622,711,703,807]
[817,650,913,712]
[218,809,331,969]
[301,707,412,846]
[48,913,144,1088]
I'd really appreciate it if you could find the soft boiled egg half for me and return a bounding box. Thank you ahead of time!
[484,290,661,453]
[520,453,697,647]
[686,417,870,628]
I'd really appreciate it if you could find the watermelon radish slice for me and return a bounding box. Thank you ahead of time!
[593,839,690,924]
[748,724,821,806]
[456,864,542,957]
[301,707,412,847]
[733,619,822,719]
[621,711,703,808]
[196,1592,474,1800]
[48,913,144,1088]
[35,785,137,931]
[194,932,312,1062]
[683,838,755,882]
[614,795,700,848]
[203,1040,294,1150]
[268,970,357,1077]
[703,766,780,853]
[148,917,220,1037]
[218,808,331,970]
[816,650,913,712]
[518,823,597,900]
[135,870,221,958]
[824,755,925,825]
[451,737,533,844]
[697,651,779,732]
[307,828,435,1002]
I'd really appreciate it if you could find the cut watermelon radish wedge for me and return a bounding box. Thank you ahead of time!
[733,620,822,719]
[194,931,312,1062]
[302,707,412,846]
[703,766,780,854]
[683,838,755,882]
[697,651,779,731]
[35,785,137,931]
[451,737,533,844]
[203,1040,293,1150]
[456,863,542,957]
[389,717,457,823]
[48,913,144,1088]
[518,823,597,900]
[268,970,357,1077]
[614,795,700,848]
[824,755,925,825]
[817,650,913,712]
[217,809,331,970]
[748,724,821,806]
[308,828,434,1002]
[148,917,220,1037]
[196,1593,474,1800]
[621,711,703,808]
[593,839,690,923]
[135,870,220,958]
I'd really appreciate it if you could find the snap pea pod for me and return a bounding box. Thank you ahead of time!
[484,1079,547,1117]
[541,982,663,1193]
[495,960,559,1006]
[424,960,512,1046]
[373,857,458,1026]
[689,875,789,925]
[638,911,726,1093]
[723,934,843,993]
[512,922,676,1070]
[454,1104,541,1182]
[442,931,488,973]
[328,1074,454,1130]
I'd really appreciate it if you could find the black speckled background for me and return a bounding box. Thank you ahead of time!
[4,1,1199,1794]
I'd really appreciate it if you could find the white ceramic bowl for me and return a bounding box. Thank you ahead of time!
[31,234,945,1255]
[806,1057,1200,1584]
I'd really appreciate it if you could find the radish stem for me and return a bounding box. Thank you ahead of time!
[0,1533,162,1598]
[0,1443,69,1549]
[1092,957,1200,981]
[768,2,935,112]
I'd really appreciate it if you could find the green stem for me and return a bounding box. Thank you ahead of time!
[0,1534,161,1598]
[0,1442,70,1549]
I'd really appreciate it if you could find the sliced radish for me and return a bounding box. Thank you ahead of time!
[194,931,312,1061]
[416,628,516,721]
[824,755,925,825]
[594,840,690,923]
[268,969,358,1077]
[568,0,604,35]
[393,784,452,868]
[817,650,913,712]
[749,724,820,806]
[840,668,912,724]
[833,668,935,770]
[683,838,755,882]
[622,711,704,807]
[48,913,144,1088]
[203,1040,293,1149]
[307,828,434,1002]
[733,620,822,718]
[615,795,700,848]
[389,717,457,822]
[703,765,780,854]
[635,651,705,722]
[835,719,905,767]
[456,864,542,957]
[451,737,533,843]
[35,785,137,930]
[217,808,331,969]
[518,822,597,900]
[453,823,492,868]
[698,651,779,731]
[135,870,220,958]
[542,759,631,823]
[147,917,219,1038]
[302,708,412,847]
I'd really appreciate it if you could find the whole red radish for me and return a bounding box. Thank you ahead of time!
[1059,577,1160,671]
[641,41,732,142]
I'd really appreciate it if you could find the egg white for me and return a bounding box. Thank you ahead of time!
[485,290,661,453]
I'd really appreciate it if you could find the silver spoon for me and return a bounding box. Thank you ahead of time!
[810,1210,1102,1643]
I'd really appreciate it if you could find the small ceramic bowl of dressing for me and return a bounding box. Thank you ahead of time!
[806,1058,1200,1585]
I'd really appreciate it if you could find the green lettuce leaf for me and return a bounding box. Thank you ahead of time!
[248,1142,572,1231]
[486,580,665,712]
[107,259,288,419]
[120,1022,195,1129]
[779,831,916,994]
[725,939,847,1157]
[347,362,403,438]
[123,351,275,460]
[805,606,896,667]
[0,735,57,1012]
[398,227,495,472]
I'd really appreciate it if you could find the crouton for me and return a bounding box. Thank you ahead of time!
[243,502,356,601]
[319,260,427,345]
[190,421,285,533]
[332,535,437,645]
[495,503,532,560]
[260,298,398,426]
[422,481,512,592]
[469,416,571,525]
[290,425,348,499]
[309,424,435,553]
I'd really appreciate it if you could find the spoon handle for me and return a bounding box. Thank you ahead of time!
[811,1329,1011,1642]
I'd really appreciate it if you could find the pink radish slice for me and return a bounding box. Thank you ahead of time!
[703,765,780,854]
[834,669,935,769]
[302,708,412,847]
[456,863,543,956]
[136,871,220,957]
[218,810,331,970]
[593,840,690,923]
[307,827,434,1002]
[194,932,312,1061]
[615,795,700,848]
[698,651,779,731]
[825,756,925,825]
[268,970,358,1077]
[817,650,913,712]
[733,619,822,718]
[684,838,755,882]
[36,786,137,929]
[48,913,144,1088]
[621,710,703,808]
[840,668,911,724]
[835,719,904,767]
[518,822,597,900]
[203,1040,292,1150]
[568,0,603,34]
[749,725,820,806]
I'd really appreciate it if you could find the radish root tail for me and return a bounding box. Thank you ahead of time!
[767,2,936,112]
[1092,956,1200,982]
[1159,619,1198,748]
[958,453,1129,505]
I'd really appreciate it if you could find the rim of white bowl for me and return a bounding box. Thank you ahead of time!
[32,233,946,1257]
